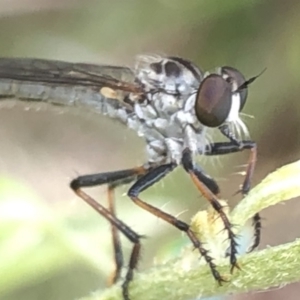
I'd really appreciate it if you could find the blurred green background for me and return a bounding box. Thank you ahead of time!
[0,1,300,300]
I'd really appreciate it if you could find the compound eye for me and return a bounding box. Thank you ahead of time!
[222,66,248,111]
[195,74,232,127]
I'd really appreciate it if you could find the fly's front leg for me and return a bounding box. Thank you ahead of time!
[124,163,225,298]
[70,166,148,290]
[206,124,261,252]
[182,148,239,273]
[217,124,257,195]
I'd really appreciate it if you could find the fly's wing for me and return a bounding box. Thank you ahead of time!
[0,58,143,115]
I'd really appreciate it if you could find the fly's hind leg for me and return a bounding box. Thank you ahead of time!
[70,166,148,298]
[105,170,148,284]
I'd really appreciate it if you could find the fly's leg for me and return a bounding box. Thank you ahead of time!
[216,124,257,195]
[70,166,148,293]
[198,124,261,264]
[106,184,123,284]
[204,139,260,251]
[124,163,225,300]
[207,124,261,251]
[182,148,240,273]
[107,171,148,284]
[247,213,262,253]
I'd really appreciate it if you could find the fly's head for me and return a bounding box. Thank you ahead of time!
[194,66,260,139]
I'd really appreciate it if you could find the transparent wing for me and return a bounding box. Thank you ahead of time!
[0,58,142,114]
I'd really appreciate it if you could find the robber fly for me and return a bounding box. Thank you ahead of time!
[0,55,261,299]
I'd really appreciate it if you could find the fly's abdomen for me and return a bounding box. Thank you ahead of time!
[0,80,133,125]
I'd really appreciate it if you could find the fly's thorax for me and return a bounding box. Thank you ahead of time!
[135,55,202,94]
[137,93,207,164]
[144,126,208,165]
[127,55,208,164]
[131,55,204,139]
